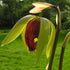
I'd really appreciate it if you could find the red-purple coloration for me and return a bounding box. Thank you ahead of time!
[25,18,40,51]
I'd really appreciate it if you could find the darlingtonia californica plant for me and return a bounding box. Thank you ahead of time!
[1,2,56,61]
[2,2,68,70]
[1,15,55,61]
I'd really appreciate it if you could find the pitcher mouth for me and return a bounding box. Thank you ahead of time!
[25,18,40,51]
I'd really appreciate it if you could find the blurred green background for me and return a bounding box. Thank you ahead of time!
[0,30,70,70]
[0,0,70,70]
[0,0,70,30]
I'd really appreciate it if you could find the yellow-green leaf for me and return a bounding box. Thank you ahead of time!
[21,23,29,51]
[36,17,51,63]
[46,20,55,58]
[1,15,35,46]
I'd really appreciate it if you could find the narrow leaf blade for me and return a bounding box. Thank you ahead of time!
[36,17,51,63]
[46,20,55,58]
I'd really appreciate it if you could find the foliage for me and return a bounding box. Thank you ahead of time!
[0,0,70,29]
[61,5,70,30]
[0,0,32,28]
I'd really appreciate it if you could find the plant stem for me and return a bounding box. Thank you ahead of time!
[59,46,65,70]
[59,32,70,70]
[48,28,60,70]
[48,6,61,70]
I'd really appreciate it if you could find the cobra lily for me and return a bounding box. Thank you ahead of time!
[1,2,56,62]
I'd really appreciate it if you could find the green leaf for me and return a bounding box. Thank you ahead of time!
[46,20,55,58]
[1,15,35,46]
[36,17,51,63]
